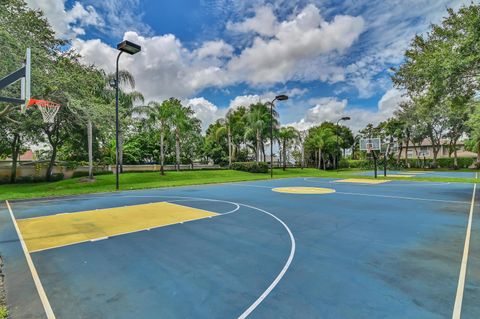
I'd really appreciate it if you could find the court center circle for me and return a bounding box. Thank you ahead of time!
[272,187,336,194]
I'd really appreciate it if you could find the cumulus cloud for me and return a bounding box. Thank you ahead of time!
[26,0,104,38]
[70,4,363,103]
[227,6,279,36]
[226,4,365,84]
[186,97,226,131]
[72,31,231,101]
[228,94,274,109]
[288,89,405,132]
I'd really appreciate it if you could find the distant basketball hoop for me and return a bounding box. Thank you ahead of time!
[27,98,61,123]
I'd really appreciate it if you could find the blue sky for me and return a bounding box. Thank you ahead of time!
[26,0,468,131]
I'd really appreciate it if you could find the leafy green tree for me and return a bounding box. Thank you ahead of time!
[136,99,176,174]
[244,103,278,162]
[277,126,299,170]
[306,126,337,170]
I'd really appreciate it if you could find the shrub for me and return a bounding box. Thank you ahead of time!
[231,162,268,173]
[72,170,113,178]
[338,158,350,168]
[346,160,371,169]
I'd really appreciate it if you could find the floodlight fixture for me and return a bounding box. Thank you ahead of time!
[117,40,141,55]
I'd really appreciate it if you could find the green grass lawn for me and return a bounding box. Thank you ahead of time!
[0,168,478,201]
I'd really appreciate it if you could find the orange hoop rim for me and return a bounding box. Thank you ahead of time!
[27,98,61,108]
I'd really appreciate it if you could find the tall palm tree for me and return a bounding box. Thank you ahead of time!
[278,126,299,170]
[309,127,337,170]
[170,100,196,171]
[245,102,278,162]
[136,99,174,175]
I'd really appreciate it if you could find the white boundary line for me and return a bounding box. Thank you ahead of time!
[452,172,477,319]
[113,195,296,318]
[236,203,296,319]
[230,183,470,205]
[335,191,470,205]
[303,177,453,187]
[5,200,56,319]
[29,201,240,253]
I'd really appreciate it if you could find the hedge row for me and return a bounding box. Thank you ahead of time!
[340,157,477,169]
[71,170,113,178]
[231,162,269,173]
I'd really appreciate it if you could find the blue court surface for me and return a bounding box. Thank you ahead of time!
[1,177,479,319]
[357,170,477,178]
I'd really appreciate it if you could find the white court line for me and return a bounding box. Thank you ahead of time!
[236,203,296,319]
[114,195,296,318]
[335,191,470,205]
[29,201,241,253]
[452,172,477,319]
[231,183,470,205]
[5,200,56,319]
[303,177,452,187]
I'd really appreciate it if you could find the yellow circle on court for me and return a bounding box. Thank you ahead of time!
[272,187,336,194]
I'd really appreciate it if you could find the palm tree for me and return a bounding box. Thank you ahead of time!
[215,117,233,167]
[103,70,143,173]
[136,99,174,175]
[278,126,299,170]
[308,127,337,170]
[245,102,278,162]
[170,100,196,171]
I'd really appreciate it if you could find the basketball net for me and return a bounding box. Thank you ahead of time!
[367,145,372,154]
[27,99,61,124]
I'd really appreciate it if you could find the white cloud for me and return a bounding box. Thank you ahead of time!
[287,89,405,132]
[72,32,230,101]
[69,4,364,104]
[226,4,365,84]
[26,0,104,38]
[228,94,273,109]
[227,6,279,36]
[195,41,234,60]
[186,97,226,131]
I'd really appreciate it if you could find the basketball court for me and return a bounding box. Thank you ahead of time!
[1,175,479,318]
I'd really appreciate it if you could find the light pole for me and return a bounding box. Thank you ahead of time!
[269,95,288,178]
[115,40,141,190]
[336,116,350,171]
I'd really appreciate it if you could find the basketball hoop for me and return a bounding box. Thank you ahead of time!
[27,99,61,123]
[367,145,372,154]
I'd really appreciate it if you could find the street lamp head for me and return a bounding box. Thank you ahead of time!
[341,116,351,121]
[275,95,289,101]
[117,40,141,55]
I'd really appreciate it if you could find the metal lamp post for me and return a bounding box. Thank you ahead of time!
[115,40,141,190]
[269,95,288,178]
[336,116,351,171]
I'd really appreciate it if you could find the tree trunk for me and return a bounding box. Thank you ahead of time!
[175,128,181,171]
[283,139,287,171]
[261,141,266,162]
[10,133,20,183]
[477,141,480,165]
[160,129,165,175]
[46,145,57,181]
[318,149,322,170]
[227,125,232,168]
[453,147,458,169]
[256,130,260,163]
[87,120,93,179]
[301,142,305,169]
[396,141,403,164]
[404,135,410,166]
[322,151,326,170]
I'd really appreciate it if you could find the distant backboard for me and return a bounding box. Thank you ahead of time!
[359,138,381,152]
[0,48,31,112]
